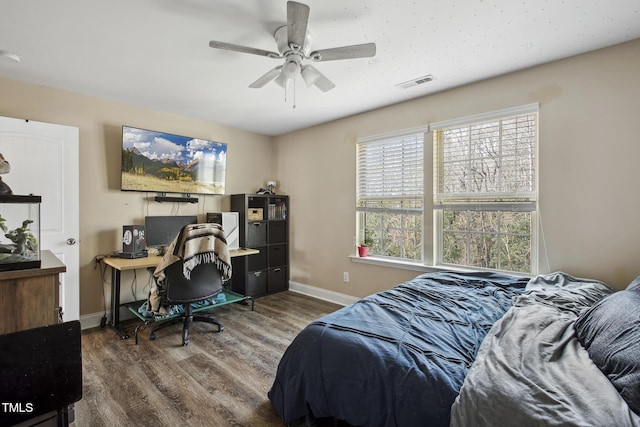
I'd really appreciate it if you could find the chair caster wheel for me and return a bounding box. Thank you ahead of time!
[150,333,156,340]
[220,326,224,332]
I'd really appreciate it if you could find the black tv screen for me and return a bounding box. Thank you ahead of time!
[121,126,227,195]
[144,215,198,248]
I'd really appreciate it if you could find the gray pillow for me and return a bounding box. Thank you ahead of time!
[574,277,640,415]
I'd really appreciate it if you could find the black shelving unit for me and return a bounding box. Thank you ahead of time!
[230,194,289,297]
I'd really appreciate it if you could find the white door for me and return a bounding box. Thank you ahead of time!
[0,117,80,321]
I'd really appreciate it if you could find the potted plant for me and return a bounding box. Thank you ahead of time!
[357,235,373,257]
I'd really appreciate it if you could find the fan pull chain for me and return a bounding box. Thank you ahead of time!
[284,80,288,103]
[282,79,297,109]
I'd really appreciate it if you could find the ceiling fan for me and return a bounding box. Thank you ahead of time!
[208,1,376,93]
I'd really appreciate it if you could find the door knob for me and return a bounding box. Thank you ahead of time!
[66,238,77,245]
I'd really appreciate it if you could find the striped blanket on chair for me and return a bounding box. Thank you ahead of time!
[145,223,232,316]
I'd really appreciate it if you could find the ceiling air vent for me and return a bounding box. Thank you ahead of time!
[395,74,434,89]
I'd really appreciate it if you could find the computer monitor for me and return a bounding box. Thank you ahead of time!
[144,215,198,249]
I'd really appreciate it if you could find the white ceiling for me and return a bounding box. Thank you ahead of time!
[1,0,638,136]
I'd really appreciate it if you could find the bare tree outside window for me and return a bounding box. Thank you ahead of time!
[435,113,537,273]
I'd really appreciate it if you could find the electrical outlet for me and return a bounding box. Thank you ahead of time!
[343,272,349,282]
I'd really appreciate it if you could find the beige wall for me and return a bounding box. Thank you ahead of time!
[274,38,640,295]
[0,79,274,316]
[0,39,638,319]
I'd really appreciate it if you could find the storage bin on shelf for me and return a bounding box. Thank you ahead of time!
[0,195,41,270]
[247,208,264,221]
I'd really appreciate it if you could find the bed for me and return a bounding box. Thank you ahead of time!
[268,271,530,426]
[451,272,640,427]
[268,270,640,427]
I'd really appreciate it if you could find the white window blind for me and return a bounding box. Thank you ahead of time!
[433,106,538,211]
[357,130,425,213]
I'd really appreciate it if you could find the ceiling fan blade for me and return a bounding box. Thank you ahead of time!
[209,40,281,59]
[249,66,283,88]
[287,1,310,51]
[309,42,376,62]
[314,75,335,92]
[303,65,335,92]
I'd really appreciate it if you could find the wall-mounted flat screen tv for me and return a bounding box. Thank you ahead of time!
[121,126,227,195]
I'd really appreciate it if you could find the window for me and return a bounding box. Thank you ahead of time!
[432,105,538,273]
[354,105,538,275]
[356,127,426,261]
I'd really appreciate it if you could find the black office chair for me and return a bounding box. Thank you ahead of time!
[148,260,226,345]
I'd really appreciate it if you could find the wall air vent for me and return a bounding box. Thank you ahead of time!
[395,74,434,89]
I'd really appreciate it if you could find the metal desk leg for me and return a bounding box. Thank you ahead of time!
[108,267,129,339]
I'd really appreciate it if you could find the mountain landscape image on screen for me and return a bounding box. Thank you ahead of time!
[121,126,227,195]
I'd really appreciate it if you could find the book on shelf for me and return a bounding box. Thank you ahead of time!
[268,202,287,220]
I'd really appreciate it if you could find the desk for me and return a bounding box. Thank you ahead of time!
[102,248,258,339]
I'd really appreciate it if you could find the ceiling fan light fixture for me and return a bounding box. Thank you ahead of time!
[283,60,300,79]
[301,65,320,86]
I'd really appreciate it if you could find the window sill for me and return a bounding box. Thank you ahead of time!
[350,255,431,272]
[349,255,533,278]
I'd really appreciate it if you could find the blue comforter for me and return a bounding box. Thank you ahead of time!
[268,271,529,427]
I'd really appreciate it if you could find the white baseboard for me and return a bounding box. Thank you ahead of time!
[80,311,106,330]
[288,281,360,307]
[79,282,358,330]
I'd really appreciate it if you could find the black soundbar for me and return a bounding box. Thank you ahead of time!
[154,196,198,203]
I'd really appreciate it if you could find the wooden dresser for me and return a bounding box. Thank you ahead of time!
[0,250,66,334]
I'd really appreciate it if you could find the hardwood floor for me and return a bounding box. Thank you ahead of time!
[72,291,342,427]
